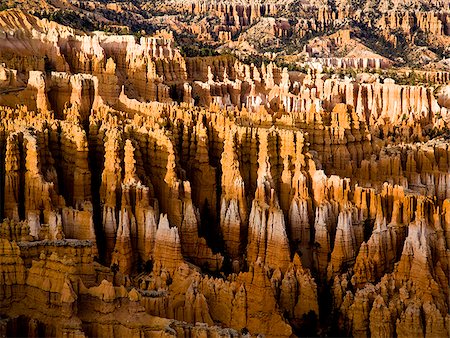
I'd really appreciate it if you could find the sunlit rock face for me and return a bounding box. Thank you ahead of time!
[0,7,448,338]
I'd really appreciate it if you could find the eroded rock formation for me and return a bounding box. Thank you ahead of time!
[0,8,448,338]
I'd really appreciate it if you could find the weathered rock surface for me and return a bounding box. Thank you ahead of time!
[0,8,448,338]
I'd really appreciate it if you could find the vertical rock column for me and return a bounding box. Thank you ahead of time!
[219,129,247,262]
[4,134,20,221]
[99,128,122,263]
[153,214,184,276]
[246,130,291,272]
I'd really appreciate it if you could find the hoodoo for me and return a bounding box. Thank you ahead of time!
[0,2,448,336]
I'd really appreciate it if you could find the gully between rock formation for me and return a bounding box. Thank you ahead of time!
[0,8,448,338]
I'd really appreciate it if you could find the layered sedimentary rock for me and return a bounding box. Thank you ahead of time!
[0,8,448,338]
[219,129,247,262]
[152,214,184,275]
[246,130,291,272]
